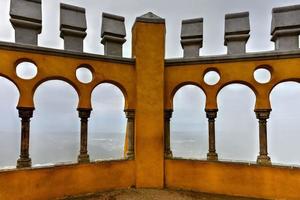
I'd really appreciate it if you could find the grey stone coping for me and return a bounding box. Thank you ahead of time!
[135,12,165,24]
[101,12,126,38]
[225,11,250,35]
[0,42,135,65]
[165,49,300,66]
[271,4,300,34]
[0,158,130,173]
[10,0,42,23]
[181,18,203,39]
[168,157,300,170]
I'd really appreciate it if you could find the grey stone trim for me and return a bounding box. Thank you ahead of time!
[101,12,126,57]
[0,41,135,65]
[181,18,203,58]
[165,49,300,66]
[135,12,165,24]
[60,3,87,52]
[224,12,250,55]
[271,4,300,51]
[10,0,42,45]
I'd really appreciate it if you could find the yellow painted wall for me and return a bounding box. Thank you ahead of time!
[166,159,300,200]
[0,160,135,200]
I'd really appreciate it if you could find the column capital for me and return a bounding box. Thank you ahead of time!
[17,107,34,119]
[255,109,271,120]
[77,108,92,119]
[124,109,135,119]
[205,109,218,119]
[164,109,173,119]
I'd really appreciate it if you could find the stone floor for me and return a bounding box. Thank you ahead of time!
[60,189,266,200]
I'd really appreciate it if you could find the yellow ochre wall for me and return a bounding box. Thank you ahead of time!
[1,15,300,200]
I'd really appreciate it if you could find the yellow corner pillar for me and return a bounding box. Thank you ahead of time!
[132,12,166,188]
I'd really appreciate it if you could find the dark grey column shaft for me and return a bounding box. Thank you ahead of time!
[17,107,34,168]
[125,109,135,159]
[206,109,218,161]
[77,108,91,163]
[164,109,173,158]
[255,109,271,165]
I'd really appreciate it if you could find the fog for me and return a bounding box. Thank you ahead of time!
[1,0,300,167]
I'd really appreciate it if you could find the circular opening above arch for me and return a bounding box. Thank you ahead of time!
[76,67,93,84]
[254,68,271,84]
[204,70,220,85]
[16,61,38,80]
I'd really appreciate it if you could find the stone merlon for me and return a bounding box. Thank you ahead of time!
[271,4,300,51]
[10,0,42,45]
[224,12,250,55]
[60,3,87,52]
[101,12,126,57]
[180,18,203,58]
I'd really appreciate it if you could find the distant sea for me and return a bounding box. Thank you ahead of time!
[0,131,300,169]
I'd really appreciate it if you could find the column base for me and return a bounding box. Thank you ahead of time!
[17,157,31,168]
[125,151,135,160]
[164,150,173,159]
[207,152,218,161]
[78,154,90,163]
[257,155,271,165]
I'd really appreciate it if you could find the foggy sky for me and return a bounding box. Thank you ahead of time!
[1,0,300,166]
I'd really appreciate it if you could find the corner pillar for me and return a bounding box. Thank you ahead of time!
[132,12,166,188]
[255,109,271,165]
[125,109,135,159]
[17,107,34,168]
[77,108,91,163]
[206,109,218,161]
[164,109,173,159]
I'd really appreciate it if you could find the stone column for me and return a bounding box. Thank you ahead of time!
[206,109,218,161]
[77,108,91,163]
[164,109,173,159]
[125,109,135,159]
[255,109,271,165]
[17,107,34,168]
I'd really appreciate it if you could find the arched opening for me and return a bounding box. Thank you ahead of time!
[171,85,207,159]
[269,81,300,165]
[0,77,19,169]
[31,80,79,166]
[217,84,257,162]
[89,83,126,160]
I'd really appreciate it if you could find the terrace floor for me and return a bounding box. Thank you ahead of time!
[60,189,266,200]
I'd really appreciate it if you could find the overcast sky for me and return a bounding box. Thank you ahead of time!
[1,0,300,167]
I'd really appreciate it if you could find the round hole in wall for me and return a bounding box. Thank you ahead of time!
[204,70,220,85]
[76,67,93,84]
[16,61,38,80]
[254,68,271,84]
